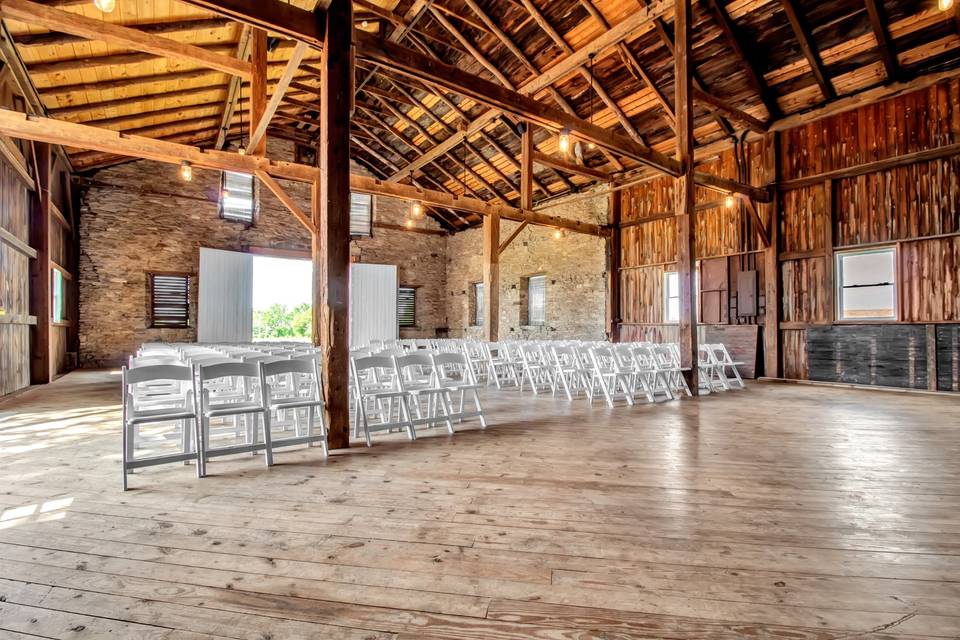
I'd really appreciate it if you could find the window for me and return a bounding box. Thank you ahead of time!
[663,265,699,324]
[51,269,66,323]
[836,247,896,320]
[398,287,416,328]
[220,171,255,223]
[149,273,190,328]
[350,192,373,237]
[525,275,546,326]
[663,271,680,323]
[473,282,484,326]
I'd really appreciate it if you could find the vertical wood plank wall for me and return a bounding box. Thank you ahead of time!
[618,78,960,390]
[0,77,77,397]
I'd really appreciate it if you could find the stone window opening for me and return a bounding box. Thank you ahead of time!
[148,272,190,329]
[520,273,546,327]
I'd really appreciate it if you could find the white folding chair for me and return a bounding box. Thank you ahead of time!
[484,342,520,389]
[656,344,692,397]
[196,361,272,476]
[710,343,745,389]
[262,358,328,457]
[432,352,486,428]
[587,346,635,407]
[121,364,200,490]
[698,344,730,393]
[517,343,553,394]
[550,344,590,400]
[351,355,416,445]
[395,353,455,434]
[630,344,675,401]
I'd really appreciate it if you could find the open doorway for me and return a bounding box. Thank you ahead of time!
[251,255,312,341]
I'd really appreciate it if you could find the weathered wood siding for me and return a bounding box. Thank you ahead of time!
[618,78,960,390]
[0,153,33,396]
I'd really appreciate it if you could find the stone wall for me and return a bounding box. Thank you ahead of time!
[444,191,608,341]
[78,142,447,367]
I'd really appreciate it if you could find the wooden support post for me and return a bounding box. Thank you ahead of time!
[822,178,834,323]
[313,0,353,450]
[607,188,622,342]
[482,212,500,341]
[249,27,268,156]
[520,124,533,211]
[28,142,51,384]
[762,132,782,378]
[674,0,698,394]
[927,325,938,392]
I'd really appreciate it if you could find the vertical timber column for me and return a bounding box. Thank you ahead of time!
[606,189,622,342]
[249,28,268,156]
[674,0,698,394]
[482,212,500,341]
[762,132,781,378]
[313,0,353,450]
[29,142,51,384]
[520,124,533,211]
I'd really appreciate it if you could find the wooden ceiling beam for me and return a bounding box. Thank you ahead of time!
[702,0,780,119]
[246,41,310,153]
[178,0,767,201]
[13,16,231,47]
[215,25,252,150]
[532,151,610,181]
[864,0,901,82]
[0,0,253,78]
[47,84,229,118]
[778,0,836,101]
[692,87,768,133]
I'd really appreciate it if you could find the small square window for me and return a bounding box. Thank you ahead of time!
[220,171,255,223]
[663,265,699,324]
[836,248,896,320]
[398,287,416,328]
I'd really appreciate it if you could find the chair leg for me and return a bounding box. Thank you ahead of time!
[261,412,274,467]
[192,417,203,478]
[199,415,210,477]
[122,419,129,491]
[401,399,417,441]
[438,393,455,434]
[473,389,487,428]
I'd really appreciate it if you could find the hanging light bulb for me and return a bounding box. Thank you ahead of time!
[361,19,369,28]
[939,0,953,11]
[221,188,231,200]
[405,218,415,228]
[179,160,193,182]
[557,128,571,154]
[411,201,423,218]
[724,194,736,209]
[238,146,246,156]
[553,229,563,240]
[588,142,596,150]
[93,0,116,13]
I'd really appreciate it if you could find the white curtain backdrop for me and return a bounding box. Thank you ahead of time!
[350,263,397,348]
[198,248,254,343]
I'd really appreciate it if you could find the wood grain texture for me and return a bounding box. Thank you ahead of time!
[2,370,960,638]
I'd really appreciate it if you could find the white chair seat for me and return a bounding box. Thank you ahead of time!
[204,401,267,418]
[128,406,196,424]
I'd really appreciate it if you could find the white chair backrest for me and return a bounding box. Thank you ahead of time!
[123,364,193,386]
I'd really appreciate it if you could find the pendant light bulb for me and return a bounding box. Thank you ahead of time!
[553,229,563,240]
[725,194,736,209]
[94,0,116,13]
[939,0,953,11]
[411,201,423,218]
[179,160,193,182]
[557,128,571,154]
[405,218,414,228]
[238,146,246,156]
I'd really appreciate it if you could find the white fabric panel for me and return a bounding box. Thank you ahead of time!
[198,248,254,343]
[349,263,397,348]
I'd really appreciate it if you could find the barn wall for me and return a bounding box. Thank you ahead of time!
[444,192,608,340]
[0,151,32,396]
[78,142,448,367]
[617,78,960,390]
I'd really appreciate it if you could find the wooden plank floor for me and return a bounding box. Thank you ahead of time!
[1,370,959,639]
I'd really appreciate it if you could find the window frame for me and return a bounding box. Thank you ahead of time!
[523,274,547,326]
[663,263,700,325]
[835,246,898,322]
[219,171,257,224]
[398,286,417,329]
[51,267,68,324]
[148,271,191,329]
[349,192,374,237]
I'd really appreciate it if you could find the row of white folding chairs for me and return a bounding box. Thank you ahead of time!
[464,340,743,407]
[121,349,326,490]
[350,350,486,446]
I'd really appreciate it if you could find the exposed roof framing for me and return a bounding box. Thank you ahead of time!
[0,0,957,231]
